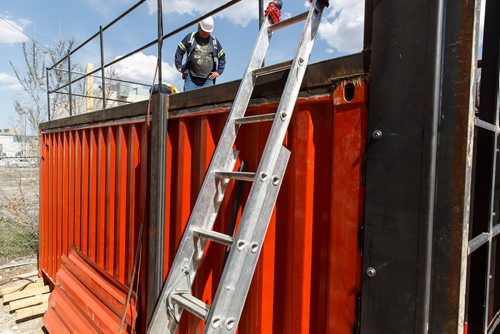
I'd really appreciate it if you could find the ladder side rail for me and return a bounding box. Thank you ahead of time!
[205,147,290,333]
[148,17,273,334]
[205,1,327,332]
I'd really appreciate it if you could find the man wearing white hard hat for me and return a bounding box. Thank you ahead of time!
[175,16,226,91]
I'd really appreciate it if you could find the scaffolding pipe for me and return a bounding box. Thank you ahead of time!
[67,52,73,116]
[99,25,106,110]
[46,67,50,121]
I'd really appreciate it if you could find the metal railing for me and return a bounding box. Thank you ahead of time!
[46,0,264,121]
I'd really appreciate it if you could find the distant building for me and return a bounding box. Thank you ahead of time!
[0,128,37,157]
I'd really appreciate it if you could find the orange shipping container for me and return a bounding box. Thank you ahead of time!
[39,54,367,333]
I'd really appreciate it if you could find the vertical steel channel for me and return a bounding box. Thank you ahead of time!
[99,26,106,110]
[67,53,73,116]
[361,0,445,332]
[147,0,167,323]
[429,0,479,332]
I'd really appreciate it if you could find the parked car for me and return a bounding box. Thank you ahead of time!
[7,158,31,168]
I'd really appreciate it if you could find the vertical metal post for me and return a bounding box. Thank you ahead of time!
[259,0,264,29]
[428,0,479,332]
[147,0,167,324]
[67,53,73,116]
[157,0,163,87]
[259,0,265,66]
[46,67,51,121]
[99,25,106,110]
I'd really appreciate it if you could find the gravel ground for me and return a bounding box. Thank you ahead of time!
[0,262,45,334]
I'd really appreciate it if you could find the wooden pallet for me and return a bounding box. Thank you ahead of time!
[1,278,51,321]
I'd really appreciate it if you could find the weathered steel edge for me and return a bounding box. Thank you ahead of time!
[39,52,364,131]
[39,99,151,131]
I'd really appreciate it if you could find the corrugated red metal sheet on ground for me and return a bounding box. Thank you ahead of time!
[39,68,367,333]
[43,248,137,333]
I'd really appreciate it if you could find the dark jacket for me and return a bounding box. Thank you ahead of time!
[175,32,226,77]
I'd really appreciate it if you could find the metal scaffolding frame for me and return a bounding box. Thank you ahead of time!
[45,0,259,120]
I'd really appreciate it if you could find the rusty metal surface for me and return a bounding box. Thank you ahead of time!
[40,73,367,332]
[43,249,137,333]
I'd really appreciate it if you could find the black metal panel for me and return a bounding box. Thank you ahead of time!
[361,0,477,331]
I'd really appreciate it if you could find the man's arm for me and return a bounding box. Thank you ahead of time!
[175,34,190,71]
[215,39,226,75]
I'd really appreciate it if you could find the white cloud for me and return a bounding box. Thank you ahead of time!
[0,72,22,91]
[0,15,31,44]
[148,0,258,27]
[113,52,181,87]
[318,0,364,54]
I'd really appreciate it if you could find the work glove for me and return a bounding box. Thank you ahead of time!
[265,0,282,24]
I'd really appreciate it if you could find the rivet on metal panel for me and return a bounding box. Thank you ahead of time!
[226,318,235,330]
[260,172,269,182]
[237,240,247,251]
[272,176,280,186]
[212,316,222,328]
[250,242,259,253]
[366,267,377,278]
[372,130,383,141]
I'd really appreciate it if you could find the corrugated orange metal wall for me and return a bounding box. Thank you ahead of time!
[162,80,367,333]
[40,79,367,333]
[39,120,149,287]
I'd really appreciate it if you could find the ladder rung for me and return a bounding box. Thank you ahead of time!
[252,61,292,77]
[234,113,276,124]
[171,293,209,320]
[268,11,308,32]
[192,227,234,246]
[214,171,256,182]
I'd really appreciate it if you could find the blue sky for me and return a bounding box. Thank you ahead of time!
[0,0,367,129]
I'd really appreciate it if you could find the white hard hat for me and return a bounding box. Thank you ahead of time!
[199,16,214,33]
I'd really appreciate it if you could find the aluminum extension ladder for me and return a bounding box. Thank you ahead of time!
[148,1,328,332]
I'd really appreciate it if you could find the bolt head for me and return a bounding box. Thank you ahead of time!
[372,130,383,141]
[366,267,376,278]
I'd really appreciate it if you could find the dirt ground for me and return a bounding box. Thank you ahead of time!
[0,261,44,334]
[0,165,39,225]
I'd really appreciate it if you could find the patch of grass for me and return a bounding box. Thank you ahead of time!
[0,216,38,258]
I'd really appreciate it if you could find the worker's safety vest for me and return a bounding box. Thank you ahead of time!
[185,32,223,69]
